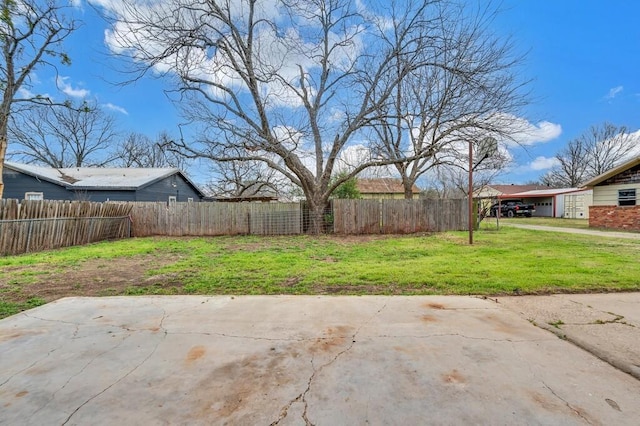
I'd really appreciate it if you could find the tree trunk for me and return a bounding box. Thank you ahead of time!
[306,195,328,235]
[403,180,415,200]
[0,126,8,199]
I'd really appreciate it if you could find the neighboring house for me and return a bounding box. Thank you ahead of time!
[356,178,420,199]
[3,162,205,202]
[498,188,593,218]
[583,156,640,231]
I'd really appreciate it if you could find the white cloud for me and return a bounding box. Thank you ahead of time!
[102,102,128,115]
[57,76,90,98]
[529,156,559,171]
[94,0,363,110]
[502,116,562,146]
[605,85,623,100]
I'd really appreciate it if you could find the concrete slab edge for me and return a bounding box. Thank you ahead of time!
[532,321,640,381]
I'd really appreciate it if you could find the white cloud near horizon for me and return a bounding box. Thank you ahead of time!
[529,156,559,171]
[102,102,128,115]
[57,76,90,98]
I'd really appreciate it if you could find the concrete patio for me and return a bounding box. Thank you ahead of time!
[1,295,639,425]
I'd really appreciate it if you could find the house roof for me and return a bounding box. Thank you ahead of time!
[4,162,205,196]
[356,178,420,194]
[486,184,551,195]
[500,188,587,198]
[582,156,640,187]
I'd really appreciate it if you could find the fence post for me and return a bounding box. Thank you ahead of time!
[25,220,34,253]
[88,218,95,244]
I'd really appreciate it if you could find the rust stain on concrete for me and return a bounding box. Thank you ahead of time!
[309,325,354,354]
[421,314,438,323]
[424,302,445,310]
[189,348,297,422]
[186,345,206,363]
[442,369,465,384]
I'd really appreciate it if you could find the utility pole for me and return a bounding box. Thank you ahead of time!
[468,140,473,245]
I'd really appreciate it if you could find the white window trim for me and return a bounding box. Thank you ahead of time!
[618,189,636,207]
[25,192,44,200]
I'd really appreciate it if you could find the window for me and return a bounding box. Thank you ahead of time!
[168,196,177,205]
[618,189,636,206]
[25,192,43,200]
[187,197,194,203]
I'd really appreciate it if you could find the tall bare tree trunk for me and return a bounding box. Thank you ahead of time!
[404,181,415,199]
[0,118,8,198]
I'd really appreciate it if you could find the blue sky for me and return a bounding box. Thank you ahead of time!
[13,1,640,185]
[494,0,640,182]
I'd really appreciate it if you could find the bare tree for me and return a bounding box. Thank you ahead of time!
[9,101,119,167]
[368,2,526,199]
[205,159,290,199]
[114,131,187,169]
[97,0,525,232]
[0,0,76,195]
[424,148,510,200]
[542,122,637,187]
[585,123,637,177]
[540,138,588,187]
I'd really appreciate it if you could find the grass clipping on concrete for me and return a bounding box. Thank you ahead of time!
[1,226,639,318]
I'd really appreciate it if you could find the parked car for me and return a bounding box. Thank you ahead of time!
[490,199,535,218]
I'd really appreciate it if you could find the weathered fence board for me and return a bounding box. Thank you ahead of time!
[0,198,468,255]
[0,200,132,256]
[333,199,382,234]
[334,198,468,234]
[128,202,302,237]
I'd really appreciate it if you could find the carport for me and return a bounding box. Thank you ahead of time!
[500,188,590,218]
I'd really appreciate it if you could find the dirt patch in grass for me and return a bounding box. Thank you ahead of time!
[1,253,183,304]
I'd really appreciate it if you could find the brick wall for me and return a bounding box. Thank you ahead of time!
[589,205,640,231]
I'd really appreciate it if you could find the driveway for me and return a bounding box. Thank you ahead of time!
[500,292,640,380]
[500,223,640,239]
[2,296,639,425]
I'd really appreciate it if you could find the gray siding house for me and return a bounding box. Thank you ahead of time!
[3,162,205,202]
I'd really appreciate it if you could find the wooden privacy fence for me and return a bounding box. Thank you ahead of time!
[128,202,302,236]
[128,198,467,237]
[0,199,132,256]
[333,198,468,234]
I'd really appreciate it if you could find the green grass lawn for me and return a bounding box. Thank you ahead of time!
[1,226,639,318]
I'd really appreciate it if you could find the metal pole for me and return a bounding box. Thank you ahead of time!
[468,140,473,245]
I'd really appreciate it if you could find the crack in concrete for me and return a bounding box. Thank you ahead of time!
[21,312,83,327]
[0,344,60,389]
[28,332,133,420]
[565,299,636,328]
[542,382,593,424]
[271,302,389,426]
[60,309,168,426]
[0,312,77,388]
